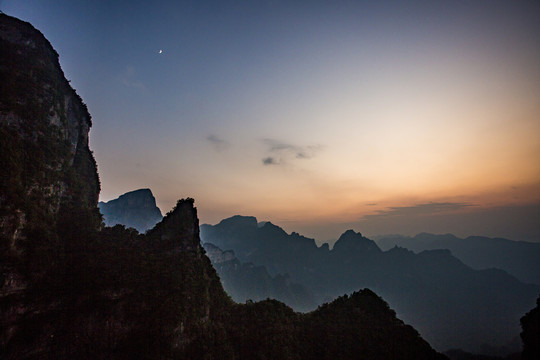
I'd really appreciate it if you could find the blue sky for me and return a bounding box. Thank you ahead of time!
[2,0,539,242]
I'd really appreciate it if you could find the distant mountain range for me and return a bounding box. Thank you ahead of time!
[99,188,163,232]
[375,233,540,285]
[201,216,539,355]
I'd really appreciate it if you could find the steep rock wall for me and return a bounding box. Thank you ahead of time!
[0,13,100,263]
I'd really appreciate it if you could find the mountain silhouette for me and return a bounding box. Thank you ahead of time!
[376,233,540,285]
[99,188,163,232]
[201,215,540,354]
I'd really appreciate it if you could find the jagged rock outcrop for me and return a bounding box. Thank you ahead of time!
[99,188,163,232]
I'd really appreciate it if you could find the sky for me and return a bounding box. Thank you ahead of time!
[2,0,539,243]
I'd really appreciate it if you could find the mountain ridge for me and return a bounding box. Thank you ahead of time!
[375,233,540,284]
[201,214,540,354]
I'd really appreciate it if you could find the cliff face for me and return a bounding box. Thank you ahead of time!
[0,15,227,358]
[99,189,163,232]
[0,14,100,264]
[0,13,101,357]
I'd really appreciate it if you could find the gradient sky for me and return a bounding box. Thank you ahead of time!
[2,0,539,243]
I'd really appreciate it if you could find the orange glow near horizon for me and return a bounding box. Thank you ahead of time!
[11,0,535,241]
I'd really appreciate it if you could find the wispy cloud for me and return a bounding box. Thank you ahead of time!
[364,202,472,219]
[261,138,322,166]
[206,134,230,152]
[121,65,146,90]
[262,157,278,165]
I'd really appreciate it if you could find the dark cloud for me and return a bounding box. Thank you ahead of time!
[295,151,310,159]
[365,202,472,219]
[262,157,279,165]
[261,138,322,165]
[206,135,230,152]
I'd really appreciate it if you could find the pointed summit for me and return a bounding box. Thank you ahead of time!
[332,229,381,254]
[146,198,201,252]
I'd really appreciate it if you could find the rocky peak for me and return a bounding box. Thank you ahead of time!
[146,198,201,253]
[332,229,381,254]
[108,188,157,206]
[99,188,163,232]
[216,215,258,231]
[259,221,288,237]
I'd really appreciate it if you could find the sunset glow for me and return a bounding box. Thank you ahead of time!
[4,0,539,242]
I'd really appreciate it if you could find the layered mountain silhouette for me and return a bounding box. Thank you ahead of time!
[203,242,316,312]
[99,188,163,232]
[0,14,446,359]
[376,233,540,285]
[201,215,540,355]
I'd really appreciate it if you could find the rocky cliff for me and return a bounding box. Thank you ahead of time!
[0,14,224,357]
[0,13,100,280]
